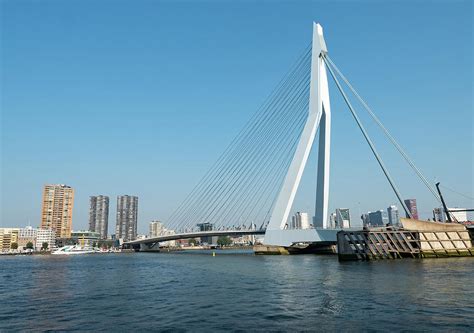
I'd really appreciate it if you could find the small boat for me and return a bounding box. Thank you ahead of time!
[52,245,98,255]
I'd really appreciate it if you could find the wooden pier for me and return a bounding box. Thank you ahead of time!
[337,219,474,261]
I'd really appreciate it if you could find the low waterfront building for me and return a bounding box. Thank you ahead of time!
[18,226,37,250]
[0,228,19,252]
[36,228,56,251]
[1,232,14,251]
[1,227,57,252]
[447,208,468,222]
[71,230,100,247]
[432,207,468,222]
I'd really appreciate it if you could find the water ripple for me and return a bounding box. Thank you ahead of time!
[1,253,473,331]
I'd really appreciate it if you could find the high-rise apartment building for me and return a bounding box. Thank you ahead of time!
[115,195,138,242]
[197,222,215,244]
[149,221,176,247]
[329,213,337,228]
[291,212,310,229]
[433,207,444,222]
[40,184,74,238]
[149,220,164,238]
[404,199,419,220]
[335,208,351,228]
[361,213,370,227]
[89,195,109,239]
[368,210,389,226]
[387,205,400,226]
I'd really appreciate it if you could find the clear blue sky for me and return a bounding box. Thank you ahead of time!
[1,0,472,233]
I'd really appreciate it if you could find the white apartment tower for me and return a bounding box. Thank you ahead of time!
[149,220,164,238]
[291,212,310,229]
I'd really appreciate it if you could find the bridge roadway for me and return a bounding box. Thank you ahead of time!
[125,224,473,249]
[125,229,267,247]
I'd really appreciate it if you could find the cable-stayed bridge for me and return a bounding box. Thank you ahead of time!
[127,23,444,251]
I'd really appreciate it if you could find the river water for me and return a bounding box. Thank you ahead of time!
[1,251,473,331]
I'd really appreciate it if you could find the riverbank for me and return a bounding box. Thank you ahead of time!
[146,245,255,252]
[0,251,51,256]
[0,250,122,256]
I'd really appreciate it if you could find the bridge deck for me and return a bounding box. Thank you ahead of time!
[125,229,266,245]
[126,225,473,247]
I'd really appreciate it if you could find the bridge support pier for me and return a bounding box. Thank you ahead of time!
[139,242,160,252]
[254,242,336,255]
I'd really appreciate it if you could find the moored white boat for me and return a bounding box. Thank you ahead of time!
[52,245,99,255]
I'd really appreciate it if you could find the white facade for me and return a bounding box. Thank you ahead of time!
[248,223,257,244]
[18,226,38,250]
[149,220,176,247]
[291,212,310,230]
[159,229,176,247]
[433,207,467,222]
[447,208,468,222]
[266,23,331,246]
[300,213,310,229]
[149,220,165,238]
[328,213,337,228]
[36,228,55,250]
[19,226,37,238]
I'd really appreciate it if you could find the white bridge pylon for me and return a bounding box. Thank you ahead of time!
[264,23,332,246]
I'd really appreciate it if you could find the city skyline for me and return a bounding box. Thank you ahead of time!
[2,1,473,234]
